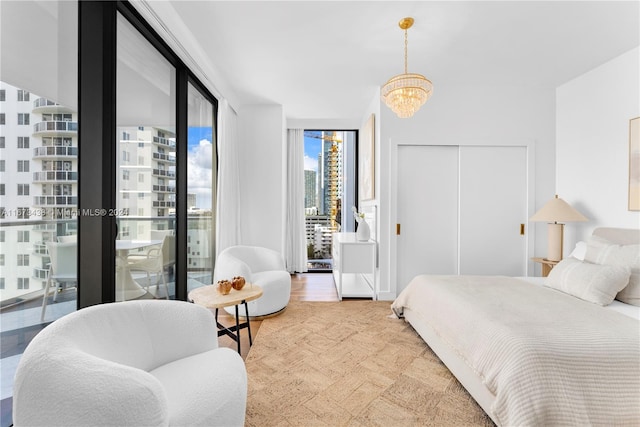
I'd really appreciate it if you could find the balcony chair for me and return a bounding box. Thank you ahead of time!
[127,232,175,299]
[214,245,291,318]
[41,241,77,322]
[14,300,247,426]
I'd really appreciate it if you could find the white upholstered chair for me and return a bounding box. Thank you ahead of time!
[214,245,291,317]
[14,300,247,427]
[41,241,77,321]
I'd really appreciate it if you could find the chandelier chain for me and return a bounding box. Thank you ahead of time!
[404,29,408,74]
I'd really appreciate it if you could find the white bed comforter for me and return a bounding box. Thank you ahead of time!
[391,275,640,426]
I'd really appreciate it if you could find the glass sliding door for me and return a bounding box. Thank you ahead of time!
[186,82,216,292]
[0,0,78,420]
[115,12,176,300]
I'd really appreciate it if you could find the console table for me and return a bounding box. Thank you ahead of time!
[332,232,376,300]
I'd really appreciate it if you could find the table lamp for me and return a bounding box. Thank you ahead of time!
[530,195,588,262]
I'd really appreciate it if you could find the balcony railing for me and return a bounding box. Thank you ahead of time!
[152,185,176,193]
[33,146,78,158]
[32,98,74,113]
[1,217,211,308]
[152,200,176,208]
[33,121,78,135]
[33,171,78,182]
[152,169,175,178]
[152,152,176,163]
[33,196,78,206]
[152,136,176,150]
[33,267,49,280]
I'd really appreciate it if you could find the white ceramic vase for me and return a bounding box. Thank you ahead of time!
[356,219,370,241]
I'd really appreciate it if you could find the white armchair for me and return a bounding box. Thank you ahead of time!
[214,245,291,317]
[13,300,247,426]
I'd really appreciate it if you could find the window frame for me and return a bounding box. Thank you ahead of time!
[78,0,218,306]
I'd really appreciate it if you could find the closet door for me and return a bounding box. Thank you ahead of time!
[396,145,458,294]
[396,144,529,296]
[459,146,527,276]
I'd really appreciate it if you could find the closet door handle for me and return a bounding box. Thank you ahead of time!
[520,224,525,235]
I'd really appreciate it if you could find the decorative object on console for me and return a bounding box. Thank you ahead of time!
[217,279,232,295]
[381,17,433,118]
[231,276,246,290]
[353,206,370,241]
[530,195,588,261]
[629,117,640,211]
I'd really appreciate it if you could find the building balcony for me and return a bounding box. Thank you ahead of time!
[153,200,176,208]
[33,121,78,136]
[33,223,58,231]
[32,98,74,114]
[152,185,176,193]
[33,146,78,159]
[33,267,49,280]
[33,171,78,182]
[33,242,49,256]
[152,152,176,163]
[152,136,176,150]
[33,196,78,207]
[152,169,175,178]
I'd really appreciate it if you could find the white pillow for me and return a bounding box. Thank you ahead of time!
[569,241,587,261]
[585,236,640,306]
[545,257,631,306]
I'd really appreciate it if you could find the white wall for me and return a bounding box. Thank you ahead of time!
[379,84,557,299]
[237,104,286,253]
[557,47,640,250]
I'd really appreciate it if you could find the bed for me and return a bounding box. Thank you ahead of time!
[391,227,640,426]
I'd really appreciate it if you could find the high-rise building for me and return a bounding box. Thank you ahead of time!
[0,81,183,302]
[117,125,176,233]
[304,170,317,209]
[0,81,78,300]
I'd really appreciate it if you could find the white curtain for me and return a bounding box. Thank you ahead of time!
[216,99,242,255]
[285,129,308,273]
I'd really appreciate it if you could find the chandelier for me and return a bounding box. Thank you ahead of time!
[381,17,433,118]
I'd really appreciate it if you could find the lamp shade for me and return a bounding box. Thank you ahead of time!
[530,195,588,223]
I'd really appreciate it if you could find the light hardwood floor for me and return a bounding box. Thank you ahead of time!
[216,273,338,359]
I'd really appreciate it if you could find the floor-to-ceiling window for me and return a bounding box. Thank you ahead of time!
[303,130,356,271]
[186,82,216,292]
[0,1,78,423]
[1,1,219,423]
[115,12,177,300]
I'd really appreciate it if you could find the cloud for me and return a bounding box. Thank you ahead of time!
[188,139,213,209]
[304,154,318,171]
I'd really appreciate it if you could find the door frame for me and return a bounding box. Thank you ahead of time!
[389,139,537,298]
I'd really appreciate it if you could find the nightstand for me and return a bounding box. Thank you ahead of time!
[531,257,559,277]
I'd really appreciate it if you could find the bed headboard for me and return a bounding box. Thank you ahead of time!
[592,228,640,245]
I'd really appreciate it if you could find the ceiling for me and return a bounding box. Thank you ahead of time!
[143,1,639,121]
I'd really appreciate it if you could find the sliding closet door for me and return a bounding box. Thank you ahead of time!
[396,144,529,295]
[396,145,458,294]
[459,146,527,276]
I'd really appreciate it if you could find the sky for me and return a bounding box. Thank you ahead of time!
[304,132,322,172]
[187,126,213,209]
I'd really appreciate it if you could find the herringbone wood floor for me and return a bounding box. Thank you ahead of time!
[216,273,338,359]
